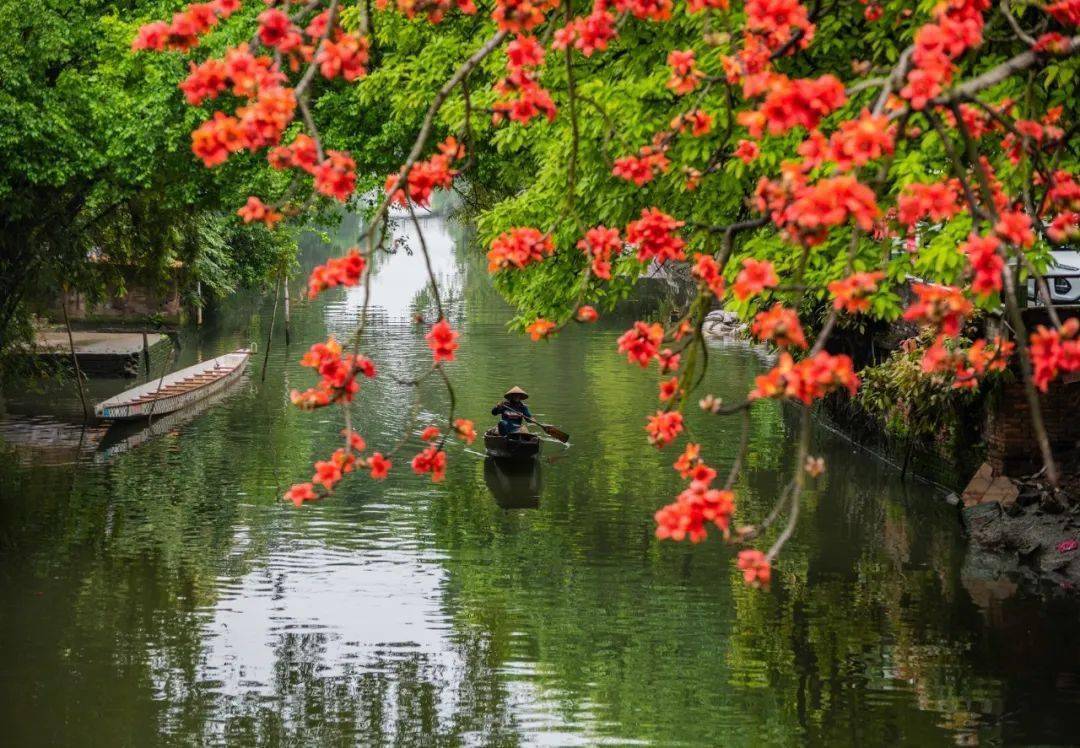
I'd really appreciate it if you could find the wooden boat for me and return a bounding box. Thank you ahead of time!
[483,427,541,461]
[94,349,251,421]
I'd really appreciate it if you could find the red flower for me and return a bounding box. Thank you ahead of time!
[749,352,859,404]
[316,32,370,81]
[487,227,554,272]
[734,139,760,164]
[645,410,684,448]
[426,319,460,362]
[671,110,713,137]
[284,482,318,507]
[655,483,735,542]
[386,137,465,207]
[420,426,441,441]
[411,445,447,482]
[307,248,366,298]
[237,196,283,229]
[367,452,392,479]
[454,418,477,444]
[1030,319,1080,391]
[994,210,1035,248]
[733,258,778,300]
[828,271,883,313]
[314,150,357,202]
[960,234,1003,296]
[673,442,701,478]
[526,318,557,341]
[659,376,681,401]
[342,428,367,453]
[617,321,664,367]
[828,110,894,170]
[658,348,681,373]
[736,549,771,587]
[666,49,704,94]
[903,284,972,337]
[692,255,726,297]
[751,304,808,349]
[897,180,961,226]
[577,226,622,279]
[552,9,618,56]
[625,208,685,264]
[612,146,670,186]
[312,459,343,490]
[576,306,599,322]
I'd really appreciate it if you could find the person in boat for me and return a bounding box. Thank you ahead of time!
[492,386,532,436]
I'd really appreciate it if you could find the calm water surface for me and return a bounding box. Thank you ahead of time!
[2,216,1080,746]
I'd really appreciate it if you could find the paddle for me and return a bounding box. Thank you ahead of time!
[505,406,570,443]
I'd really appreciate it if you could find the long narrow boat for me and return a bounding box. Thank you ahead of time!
[94,349,251,421]
[483,428,542,461]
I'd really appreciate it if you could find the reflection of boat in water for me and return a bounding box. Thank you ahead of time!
[94,349,250,421]
[484,457,542,509]
[94,371,249,462]
[483,428,541,461]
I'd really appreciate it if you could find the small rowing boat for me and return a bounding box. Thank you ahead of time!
[94,349,251,421]
[483,428,541,461]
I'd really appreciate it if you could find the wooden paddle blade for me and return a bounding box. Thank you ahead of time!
[541,424,570,442]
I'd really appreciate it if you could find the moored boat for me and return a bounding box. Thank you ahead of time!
[94,349,251,421]
[483,428,541,461]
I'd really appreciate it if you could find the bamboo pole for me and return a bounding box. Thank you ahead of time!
[195,280,204,326]
[282,272,291,346]
[261,278,280,383]
[60,289,91,422]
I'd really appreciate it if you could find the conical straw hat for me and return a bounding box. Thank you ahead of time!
[504,386,529,399]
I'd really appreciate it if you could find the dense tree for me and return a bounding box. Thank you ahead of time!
[120,0,1080,581]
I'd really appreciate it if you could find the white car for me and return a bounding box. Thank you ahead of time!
[1028,249,1080,305]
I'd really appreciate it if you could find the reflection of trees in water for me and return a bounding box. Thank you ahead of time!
[153,630,524,746]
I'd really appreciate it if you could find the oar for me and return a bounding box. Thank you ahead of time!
[507,407,570,443]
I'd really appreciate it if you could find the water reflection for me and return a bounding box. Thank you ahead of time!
[1,212,1080,745]
[484,458,542,509]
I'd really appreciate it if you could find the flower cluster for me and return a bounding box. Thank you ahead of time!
[655,446,734,542]
[493,34,557,125]
[577,226,622,279]
[667,49,704,94]
[738,74,846,138]
[749,352,859,404]
[745,0,814,54]
[670,110,713,138]
[526,318,557,340]
[553,4,618,56]
[290,338,377,410]
[492,0,559,33]
[625,208,686,264]
[237,196,283,229]
[921,335,1013,389]
[617,321,664,367]
[314,150,357,202]
[1030,319,1080,391]
[425,319,460,362]
[692,255,726,297]
[132,0,240,52]
[757,173,880,246]
[828,271,883,313]
[736,549,771,588]
[411,445,447,482]
[897,180,962,226]
[903,284,973,337]
[827,110,895,170]
[386,137,466,208]
[900,0,989,109]
[375,0,478,24]
[269,133,319,174]
[1046,170,1080,243]
[751,304,807,349]
[960,234,1003,297]
[645,410,684,448]
[487,227,555,272]
[732,258,778,300]
[612,145,670,186]
[307,248,366,299]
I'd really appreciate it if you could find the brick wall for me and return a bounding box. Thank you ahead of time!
[986,375,1080,474]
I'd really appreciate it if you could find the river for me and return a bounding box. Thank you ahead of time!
[2,214,1079,746]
